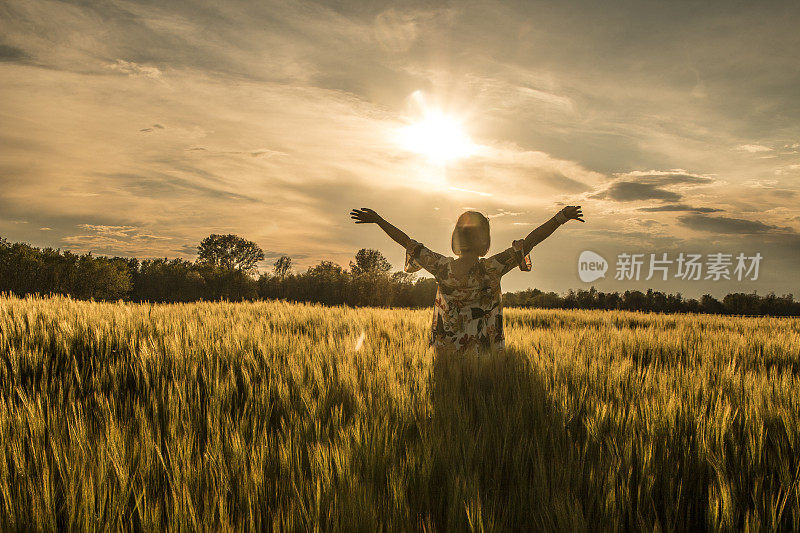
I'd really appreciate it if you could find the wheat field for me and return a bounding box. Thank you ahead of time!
[0,295,799,531]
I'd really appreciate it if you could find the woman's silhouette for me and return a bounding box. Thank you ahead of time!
[350,206,584,354]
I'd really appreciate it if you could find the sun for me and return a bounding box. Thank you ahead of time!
[397,109,477,164]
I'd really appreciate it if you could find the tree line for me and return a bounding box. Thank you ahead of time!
[1,234,797,316]
[503,286,800,317]
[0,235,437,307]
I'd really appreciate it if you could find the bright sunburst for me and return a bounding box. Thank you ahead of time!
[397,108,477,165]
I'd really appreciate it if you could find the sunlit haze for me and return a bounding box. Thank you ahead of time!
[397,109,477,164]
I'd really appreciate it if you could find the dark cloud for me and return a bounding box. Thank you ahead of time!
[139,127,153,132]
[593,181,682,202]
[592,171,714,203]
[639,204,722,213]
[0,44,28,62]
[678,214,792,234]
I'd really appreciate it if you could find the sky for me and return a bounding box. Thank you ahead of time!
[1,0,799,297]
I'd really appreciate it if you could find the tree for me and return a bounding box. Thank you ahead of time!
[131,258,206,302]
[195,263,258,301]
[72,255,132,301]
[350,248,391,276]
[308,260,345,277]
[700,294,724,314]
[305,261,347,305]
[273,255,293,278]
[196,234,265,274]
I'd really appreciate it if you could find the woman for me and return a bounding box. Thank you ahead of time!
[350,205,584,354]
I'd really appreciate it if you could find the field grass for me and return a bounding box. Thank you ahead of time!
[1,295,799,531]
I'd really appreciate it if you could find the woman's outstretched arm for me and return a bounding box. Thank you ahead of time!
[350,208,412,248]
[521,205,584,255]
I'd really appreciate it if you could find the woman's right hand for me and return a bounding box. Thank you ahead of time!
[350,207,382,224]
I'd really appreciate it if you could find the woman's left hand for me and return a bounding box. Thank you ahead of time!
[560,205,584,223]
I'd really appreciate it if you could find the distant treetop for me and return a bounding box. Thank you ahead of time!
[196,234,265,274]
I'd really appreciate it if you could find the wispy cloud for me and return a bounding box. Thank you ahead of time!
[106,59,162,79]
[736,144,772,153]
[448,186,492,197]
[62,224,173,256]
[620,171,714,186]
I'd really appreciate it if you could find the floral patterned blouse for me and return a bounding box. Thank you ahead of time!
[404,239,531,353]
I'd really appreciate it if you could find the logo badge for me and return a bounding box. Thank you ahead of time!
[578,250,608,282]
